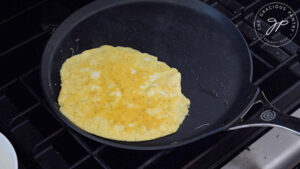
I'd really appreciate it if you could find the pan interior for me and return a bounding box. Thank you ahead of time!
[42,0,256,148]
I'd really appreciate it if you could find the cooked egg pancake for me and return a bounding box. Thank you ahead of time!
[58,45,190,141]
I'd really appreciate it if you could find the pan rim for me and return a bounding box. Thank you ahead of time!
[41,0,256,150]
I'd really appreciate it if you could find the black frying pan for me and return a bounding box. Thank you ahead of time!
[41,0,300,150]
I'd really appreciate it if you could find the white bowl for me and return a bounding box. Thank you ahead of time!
[0,133,18,169]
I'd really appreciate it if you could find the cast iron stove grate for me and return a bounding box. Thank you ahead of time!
[0,0,299,169]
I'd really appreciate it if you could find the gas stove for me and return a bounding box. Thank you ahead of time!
[0,0,299,169]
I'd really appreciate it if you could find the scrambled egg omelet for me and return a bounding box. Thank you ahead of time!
[58,45,190,141]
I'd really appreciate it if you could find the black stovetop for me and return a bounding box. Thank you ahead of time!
[0,0,299,169]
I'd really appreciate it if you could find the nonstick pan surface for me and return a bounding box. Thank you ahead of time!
[41,0,267,150]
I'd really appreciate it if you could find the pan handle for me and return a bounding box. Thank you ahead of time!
[228,91,300,135]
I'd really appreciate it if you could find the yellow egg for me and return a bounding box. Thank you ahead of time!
[58,45,190,141]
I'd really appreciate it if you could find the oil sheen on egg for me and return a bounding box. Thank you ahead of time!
[58,45,190,141]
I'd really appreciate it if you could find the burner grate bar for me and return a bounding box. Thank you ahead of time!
[69,155,91,169]
[0,29,50,57]
[0,79,18,92]
[92,145,107,156]
[20,77,41,101]
[251,51,274,69]
[9,102,40,129]
[34,145,70,169]
[137,150,171,169]
[236,21,260,42]
[11,120,44,154]
[260,44,291,63]
[281,41,299,56]
[19,66,40,79]
[0,0,48,26]
[218,0,244,14]
[230,13,242,22]
[272,81,300,111]
[0,95,19,129]
[0,32,50,86]
[94,156,112,169]
[253,54,299,86]
[68,129,93,153]
[32,128,65,155]
[242,0,261,13]
[212,2,234,18]
[290,62,300,78]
